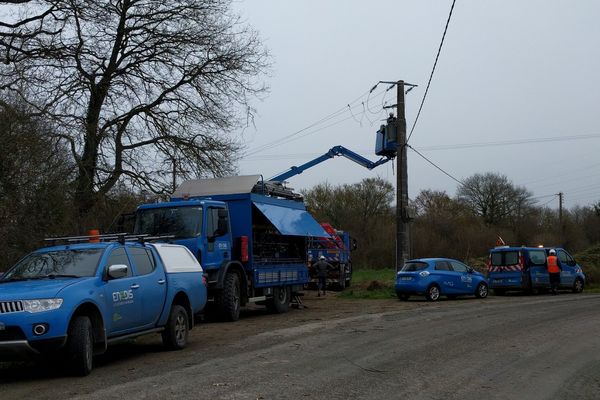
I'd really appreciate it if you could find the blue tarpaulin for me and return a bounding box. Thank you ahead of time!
[253,202,329,237]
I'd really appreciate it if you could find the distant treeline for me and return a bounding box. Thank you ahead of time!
[302,176,600,270]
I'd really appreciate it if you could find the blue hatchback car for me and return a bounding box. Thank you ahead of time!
[395,258,488,301]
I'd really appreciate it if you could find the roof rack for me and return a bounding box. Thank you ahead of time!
[44,233,176,246]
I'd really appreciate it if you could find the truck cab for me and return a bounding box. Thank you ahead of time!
[134,199,232,280]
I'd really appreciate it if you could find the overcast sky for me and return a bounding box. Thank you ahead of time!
[233,0,600,209]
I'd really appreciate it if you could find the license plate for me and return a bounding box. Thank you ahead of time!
[401,277,412,281]
[494,279,502,283]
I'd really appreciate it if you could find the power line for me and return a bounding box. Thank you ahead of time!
[406,0,457,143]
[242,133,600,161]
[417,133,600,152]
[243,85,389,157]
[407,144,465,187]
[539,195,558,207]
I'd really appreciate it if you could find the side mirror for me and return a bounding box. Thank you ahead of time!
[107,264,128,279]
[467,267,474,274]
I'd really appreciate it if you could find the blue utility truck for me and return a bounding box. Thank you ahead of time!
[133,175,328,321]
[0,236,207,375]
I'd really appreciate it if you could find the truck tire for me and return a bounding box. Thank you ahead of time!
[219,273,241,321]
[162,304,189,350]
[68,316,94,376]
[337,271,346,291]
[267,286,290,314]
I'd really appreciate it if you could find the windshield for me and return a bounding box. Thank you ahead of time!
[134,206,203,238]
[401,262,428,272]
[1,249,104,281]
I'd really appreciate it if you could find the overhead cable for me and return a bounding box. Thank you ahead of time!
[407,0,457,143]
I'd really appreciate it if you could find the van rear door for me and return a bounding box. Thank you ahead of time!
[488,250,525,290]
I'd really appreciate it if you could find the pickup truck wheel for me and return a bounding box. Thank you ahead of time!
[68,316,94,376]
[162,304,189,350]
[220,273,241,321]
[267,286,290,313]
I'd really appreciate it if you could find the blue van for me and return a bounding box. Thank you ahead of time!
[487,246,585,294]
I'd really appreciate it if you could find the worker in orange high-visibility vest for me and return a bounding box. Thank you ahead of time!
[547,249,562,295]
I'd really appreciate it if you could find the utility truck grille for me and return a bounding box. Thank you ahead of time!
[0,301,23,314]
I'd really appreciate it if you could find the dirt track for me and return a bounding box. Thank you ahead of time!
[2,291,600,399]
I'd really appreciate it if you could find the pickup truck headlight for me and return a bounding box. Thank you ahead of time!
[22,299,63,313]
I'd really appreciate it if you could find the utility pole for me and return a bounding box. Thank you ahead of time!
[396,81,409,271]
[557,192,563,225]
[557,191,564,242]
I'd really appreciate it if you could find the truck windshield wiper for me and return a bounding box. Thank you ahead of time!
[44,274,81,279]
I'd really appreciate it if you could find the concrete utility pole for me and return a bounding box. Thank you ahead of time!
[396,81,410,271]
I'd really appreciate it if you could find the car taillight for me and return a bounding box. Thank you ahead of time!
[240,235,249,262]
[202,274,208,286]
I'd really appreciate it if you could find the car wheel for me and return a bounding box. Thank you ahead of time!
[425,285,440,301]
[572,278,584,293]
[397,293,409,301]
[219,272,241,321]
[267,286,290,313]
[162,304,189,350]
[475,282,488,298]
[68,316,94,376]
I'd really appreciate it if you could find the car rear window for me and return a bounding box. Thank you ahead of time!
[491,251,519,266]
[402,262,428,272]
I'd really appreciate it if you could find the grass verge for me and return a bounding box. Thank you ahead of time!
[340,269,396,299]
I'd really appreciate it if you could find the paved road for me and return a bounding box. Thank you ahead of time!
[1,294,599,399]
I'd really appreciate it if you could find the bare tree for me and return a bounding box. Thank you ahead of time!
[0,0,269,215]
[457,172,534,225]
[303,178,395,269]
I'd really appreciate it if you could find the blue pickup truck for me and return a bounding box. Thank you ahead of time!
[0,236,207,375]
